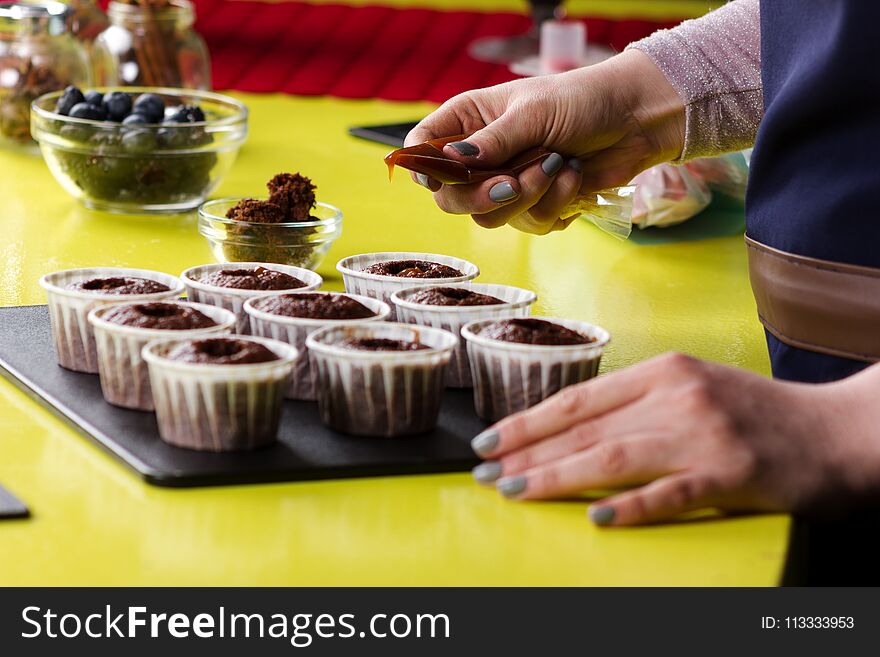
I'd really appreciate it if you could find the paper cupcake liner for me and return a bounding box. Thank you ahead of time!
[39,268,185,373]
[180,262,323,334]
[336,252,479,320]
[306,322,457,437]
[392,283,537,388]
[143,335,298,451]
[89,301,236,411]
[462,317,610,423]
[245,291,391,400]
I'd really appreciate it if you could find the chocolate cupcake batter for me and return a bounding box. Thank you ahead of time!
[362,260,464,279]
[101,302,217,330]
[198,266,306,291]
[166,338,279,365]
[67,276,170,295]
[254,293,376,320]
[408,286,503,306]
[479,318,593,346]
[339,337,429,352]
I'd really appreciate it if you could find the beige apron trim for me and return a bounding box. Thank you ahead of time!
[745,235,880,363]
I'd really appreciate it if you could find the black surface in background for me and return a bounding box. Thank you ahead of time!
[0,305,483,488]
[0,484,28,519]
[348,121,421,148]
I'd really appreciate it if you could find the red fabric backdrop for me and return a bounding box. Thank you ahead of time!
[119,0,677,102]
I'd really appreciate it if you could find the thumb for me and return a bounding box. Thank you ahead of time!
[443,113,539,168]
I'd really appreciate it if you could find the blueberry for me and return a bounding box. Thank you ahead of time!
[90,129,122,148]
[102,92,133,122]
[59,123,92,143]
[84,90,104,107]
[68,102,106,121]
[132,93,165,123]
[167,104,205,123]
[121,129,157,153]
[158,121,187,149]
[121,113,148,126]
[55,86,85,116]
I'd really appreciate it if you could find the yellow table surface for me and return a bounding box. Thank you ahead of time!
[0,93,787,586]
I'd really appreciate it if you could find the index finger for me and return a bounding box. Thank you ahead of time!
[471,355,667,458]
[405,105,469,148]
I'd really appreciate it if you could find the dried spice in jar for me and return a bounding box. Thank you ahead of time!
[92,0,209,89]
[64,0,109,48]
[0,1,89,144]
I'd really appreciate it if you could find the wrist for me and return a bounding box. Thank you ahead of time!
[821,367,880,498]
[601,49,685,164]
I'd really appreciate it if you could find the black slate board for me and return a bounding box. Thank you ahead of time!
[0,484,28,519]
[0,305,484,488]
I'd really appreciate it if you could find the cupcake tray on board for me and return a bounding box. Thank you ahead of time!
[0,305,484,488]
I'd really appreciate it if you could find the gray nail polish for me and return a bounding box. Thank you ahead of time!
[541,152,564,177]
[471,429,499,456]
[567,157,582,172]
[416,173,430,188]
[447,140,479,157]
[497,476,527,498]
[589,506,616,526]
[489,181,518,203]
[472,460,502,483]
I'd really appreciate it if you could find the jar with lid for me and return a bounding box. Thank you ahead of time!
[92,0,210,89]
[0,1,90,145]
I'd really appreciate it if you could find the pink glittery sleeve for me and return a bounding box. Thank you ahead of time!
[627,0,762,161]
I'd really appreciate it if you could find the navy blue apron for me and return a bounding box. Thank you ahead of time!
[748,0,880,383]
[746,0,880,584]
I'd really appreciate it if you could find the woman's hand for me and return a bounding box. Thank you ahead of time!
[405,49,685,234]
[470,353,880,525]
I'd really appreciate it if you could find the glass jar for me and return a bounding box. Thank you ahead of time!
[0,1,90,145]
[92,0,210,89]
[64,0,108,48]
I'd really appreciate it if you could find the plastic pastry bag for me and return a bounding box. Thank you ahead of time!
[684,150,750,200]
[630,163,712,229]
[563,186,636,239]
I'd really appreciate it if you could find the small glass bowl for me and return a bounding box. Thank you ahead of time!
[31,87,248,213]
[197,198,343,270]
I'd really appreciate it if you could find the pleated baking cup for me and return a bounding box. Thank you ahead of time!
[335,252,479,319]
[142,335,298,452]
[461,317,610,423]
[88,301,236,411]
[391,283,537,388]
[244,291,391,401]
[39,267,185,374]
[180,262,322,334]
[305,322,457,437]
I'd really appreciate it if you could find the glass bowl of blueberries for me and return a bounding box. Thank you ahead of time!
[30,86,248,213]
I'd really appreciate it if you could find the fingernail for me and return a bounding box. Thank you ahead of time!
[471,429,499,456]
[567,157,582,172]
[541,152,564,177]
[446,140,479,157]
[472,460,502,483]
[589,505,616,526]
[496,475,527,498]
[489,181,518,203]
[416,173,430,188]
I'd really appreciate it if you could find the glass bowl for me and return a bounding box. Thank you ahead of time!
[30,87,248,213]
[197,198,343,270]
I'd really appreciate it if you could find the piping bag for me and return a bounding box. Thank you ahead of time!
[385,134,635,239]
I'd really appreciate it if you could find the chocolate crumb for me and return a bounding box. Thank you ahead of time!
[225,199,285,223]
[267,172,317,221]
